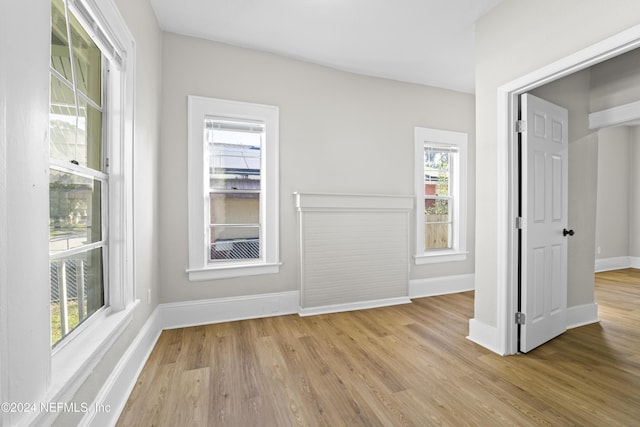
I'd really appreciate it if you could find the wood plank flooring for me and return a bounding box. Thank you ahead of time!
[117,269,640,426]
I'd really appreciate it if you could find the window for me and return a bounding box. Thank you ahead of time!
[187,97,280,280]
[49,0,134,351]
[50,0,109,346]
[414,127,468,264]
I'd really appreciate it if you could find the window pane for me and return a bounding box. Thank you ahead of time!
[210,226,260,260]
[50,247,104,346]
[51,0,71,82]
[425,199,451,250]
[208,128,261,191]
[425,222,452,250]
[424,147,451,196]
[210,192,259,225]
[78,98,103,170]
[50,170,102,254]
[206,121,263,261]
[50,75,103,170]
[425,198,449,216]
[50,74,78,161]
[69,11,102,106]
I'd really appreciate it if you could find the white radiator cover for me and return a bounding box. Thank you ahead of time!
[294,193,414,313]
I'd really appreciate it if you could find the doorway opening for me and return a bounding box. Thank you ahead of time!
[496,25,640,355]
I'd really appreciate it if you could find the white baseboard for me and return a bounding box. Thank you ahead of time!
[467,318,503,355]
[466,303,599,359]
[81,308,163,427]
[409,274,474,298]
[159,291,300,330]
[567,302,599,329]
[630,257,640,269]
[595,256,631,272]
[299,296,411,316]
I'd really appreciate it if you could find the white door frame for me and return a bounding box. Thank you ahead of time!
[496,24,640,355]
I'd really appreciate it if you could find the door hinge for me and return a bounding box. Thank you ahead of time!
[515,312,526,325]
[515,217,523,230]
[516,120,527,133]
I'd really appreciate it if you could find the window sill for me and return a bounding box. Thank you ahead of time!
[50,300,138,403]
[414,251,468,265]
[187,262,282,281]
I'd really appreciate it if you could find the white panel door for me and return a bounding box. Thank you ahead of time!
[520,93,570,353]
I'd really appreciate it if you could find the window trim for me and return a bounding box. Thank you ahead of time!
[414,127,468,264]
[187,96,280,280]
[48,0,136,405]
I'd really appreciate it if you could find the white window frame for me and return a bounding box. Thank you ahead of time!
[414,127,468,264]
[47,0,136,409]
[187,96,280,280]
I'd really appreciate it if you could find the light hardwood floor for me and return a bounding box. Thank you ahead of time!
[117,269,640,426]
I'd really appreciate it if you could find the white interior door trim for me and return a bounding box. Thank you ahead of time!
[496,24,640,355]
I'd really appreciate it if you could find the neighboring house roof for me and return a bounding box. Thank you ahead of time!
[211,143,260,176]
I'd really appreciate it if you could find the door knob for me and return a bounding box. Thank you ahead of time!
[563,228,575,236]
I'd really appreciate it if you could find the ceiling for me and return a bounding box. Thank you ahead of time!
[150,0,504,94]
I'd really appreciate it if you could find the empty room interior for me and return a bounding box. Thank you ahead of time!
[1,0,640,426]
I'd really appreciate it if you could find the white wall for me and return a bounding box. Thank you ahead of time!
[631,128,640,258]
[590,48,640,268]
[590,47,640,111]
[474,0,640,329]
[595,126,631,260]
[158,33,476,304]
[0,0,162,425]
[0,3,51,423]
